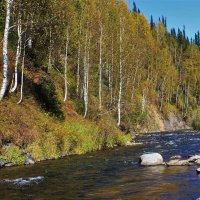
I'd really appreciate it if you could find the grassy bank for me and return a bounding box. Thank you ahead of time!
[0,92,131,165]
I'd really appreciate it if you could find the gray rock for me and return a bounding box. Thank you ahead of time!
[24,158,35,165]
[23,153,35,165]
[167,159,190,166]
[0,159,5,168]
[188,155,200,162]
[170,155,182,160]
[139,153,164,166]
[195,159,200,165]
[2,143,12,150]
[5,162,15,167]
[196,168,200,174]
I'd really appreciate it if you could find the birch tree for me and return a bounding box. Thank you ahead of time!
[83,30,89,118]
[0,0,13,100]
[64,28,69,102]
[10,13,22,93]
[17,37,26,104]
[98,21,103,111]
[117,16,124,126]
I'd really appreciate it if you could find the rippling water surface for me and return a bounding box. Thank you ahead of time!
[0,131,200,200]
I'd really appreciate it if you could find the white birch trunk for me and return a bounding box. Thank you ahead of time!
[10,16,22,93]
[48,27,52,71]
[83,32,88,118]
[109,35,114,105]
[83,31,91,118]
[117,17,124,127]
[142,89,146,113]
[0,0,13,100]
[76,17,82,95]
[131,59,139,100]
[17,41,26,104]
[98,22,103,110]
[76,41,81,94]
[64,29,69,102]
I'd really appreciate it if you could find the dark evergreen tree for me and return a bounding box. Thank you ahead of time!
[164,17,167,27]
[133,1,137,13]
[170,28,176,37]
[150,15,155,29]
[183,26,186,39]
[162,16,165,24]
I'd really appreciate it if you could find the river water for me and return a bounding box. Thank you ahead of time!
[0,131,200,200]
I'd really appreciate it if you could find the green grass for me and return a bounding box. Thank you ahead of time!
[25,118,131,161]
[1,145,25,165]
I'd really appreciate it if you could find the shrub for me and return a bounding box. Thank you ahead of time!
[2,145,25,165]
[35,79,64,120]
[64,121,99,154]
[43,133,61,159]
[26,141,45,161]
[192,108,200,130]
[98,115,131,148]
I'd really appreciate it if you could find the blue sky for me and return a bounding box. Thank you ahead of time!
[127,0,200,39]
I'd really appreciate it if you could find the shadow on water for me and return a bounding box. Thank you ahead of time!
[0,131,200,199]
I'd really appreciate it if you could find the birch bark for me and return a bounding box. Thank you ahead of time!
[10,16,22,93]
[117,17,124,126]
[64,28,69,102]
[98,22,103,110]
[0,0,13,100]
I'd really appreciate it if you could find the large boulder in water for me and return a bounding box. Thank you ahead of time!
[139,153,164,166]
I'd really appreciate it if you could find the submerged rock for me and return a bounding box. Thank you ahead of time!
[139,153,164,166]
[3,176,44,186]
[166,159,190,166]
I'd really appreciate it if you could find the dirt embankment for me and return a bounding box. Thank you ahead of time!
[139,105,191,133]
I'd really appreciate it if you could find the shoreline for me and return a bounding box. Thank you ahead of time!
[0,129,198,170]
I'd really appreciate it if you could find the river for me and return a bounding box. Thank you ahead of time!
[0,131,200,200]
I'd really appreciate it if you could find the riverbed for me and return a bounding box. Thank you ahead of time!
[0,131,200,200]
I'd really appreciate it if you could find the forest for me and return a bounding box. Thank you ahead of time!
[0,0,200,164]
